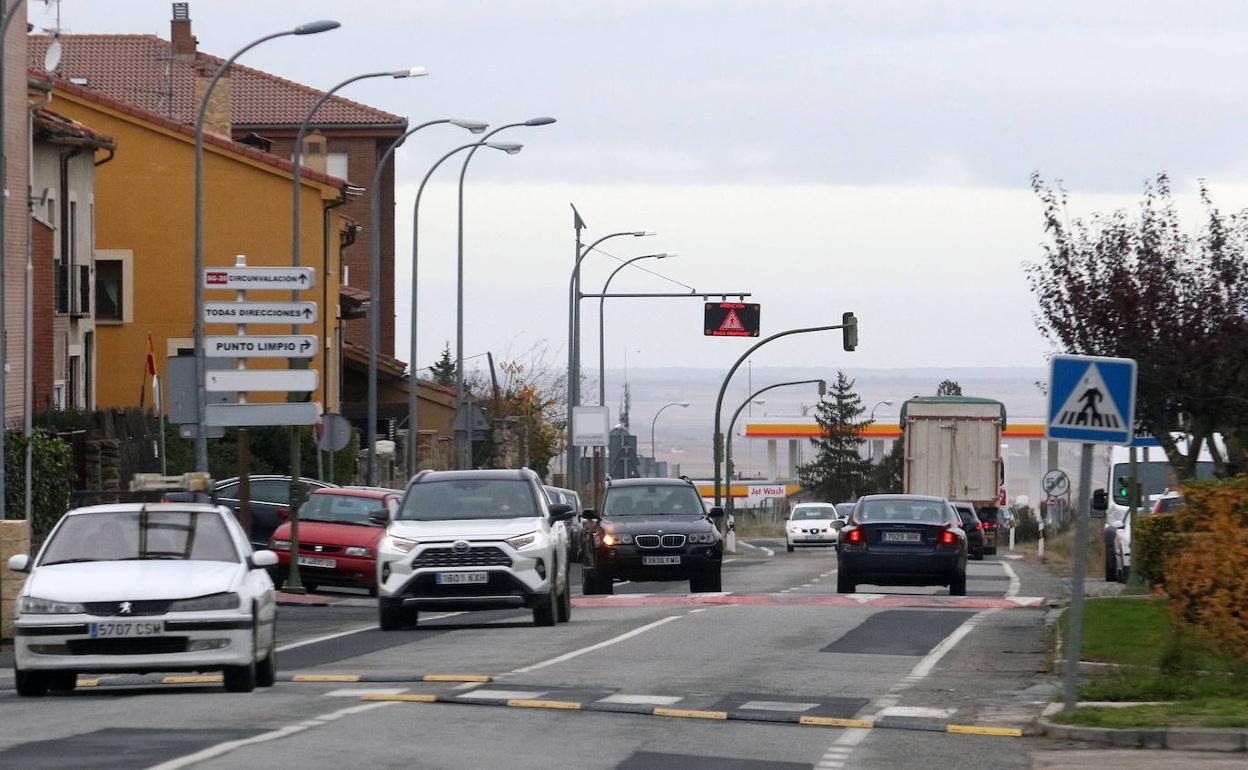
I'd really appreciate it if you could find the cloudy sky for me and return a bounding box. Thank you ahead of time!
[33,1,1248,392]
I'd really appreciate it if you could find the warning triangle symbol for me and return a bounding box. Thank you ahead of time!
[1053,363,1125,431]
[719,309,745,332]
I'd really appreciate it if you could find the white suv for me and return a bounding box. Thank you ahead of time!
[376,469,576,629]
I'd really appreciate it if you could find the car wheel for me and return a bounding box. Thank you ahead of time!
[557,571,572,623]
[984,546,997,556]
[581,566,603,595]
[533,589,558,627]
[836,571,856,594]
[690,570,722,593]
[303,583,319,594]
[223,658,257,693]
[1104,545,1118,582]
[47,670,77,693]
[786,543,795,553]
[404,607,420,628]
[379,600,406,631]
[950,571,968,596]
[14,667,49,697]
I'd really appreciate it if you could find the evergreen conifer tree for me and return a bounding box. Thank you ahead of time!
[430,343,456,388]
[798,371,872,501]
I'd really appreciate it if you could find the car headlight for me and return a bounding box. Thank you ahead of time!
[271,540,291,551]
[380,535,419,554]
[168,592,241,612]
[600,532,633,547]
[18,596,86,615]
[506,531,546,550]
[688,532,716,544]
[344,546,372,557]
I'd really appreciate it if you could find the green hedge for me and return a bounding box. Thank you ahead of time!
[2,430,74,542]
[1134,514,1180,586]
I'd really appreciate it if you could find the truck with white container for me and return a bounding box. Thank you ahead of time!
[900,396,1007,553]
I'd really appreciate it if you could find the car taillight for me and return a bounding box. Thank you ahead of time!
[275,507,291,521]
[982,521,995,529]
[940,529,957,545]
[845,528,863,544]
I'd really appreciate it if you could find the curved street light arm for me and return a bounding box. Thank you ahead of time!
[598,253,666,407]
[724,379,824,515]
[651,401,690,461]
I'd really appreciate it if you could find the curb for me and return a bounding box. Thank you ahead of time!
[0,672,493,691]
[1038,716,1248,753]
[361,692,1024,737]
[736,541,775,558]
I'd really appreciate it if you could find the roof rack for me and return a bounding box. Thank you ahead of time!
[129,472,214,493]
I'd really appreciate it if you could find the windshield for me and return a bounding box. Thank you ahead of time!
[397,479,538,521]
[791,505,837,521]
[1111,461,1215,505]
[40,510,239,565]
[835,503,855,518]
[603,485,705,516]
[300,493,386,525]
[856,499,948,525]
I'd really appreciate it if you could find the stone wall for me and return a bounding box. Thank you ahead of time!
[0,520,30,640]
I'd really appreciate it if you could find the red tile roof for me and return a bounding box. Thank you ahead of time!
[45,73,348,190]
[33,106,116,150]
[29,34,406,129]
[342,340,408,379]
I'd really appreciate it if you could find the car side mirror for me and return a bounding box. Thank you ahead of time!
[580,509,598,520]
[368,509,390,526]
[708,506,725,519]
[831,520,846,530]
[548,503,575,522]
[250,550,279,569]
[8,554,30,572]
[1091,489,1108,512]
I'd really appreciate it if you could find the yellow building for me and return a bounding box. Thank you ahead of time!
[47,78,349,411]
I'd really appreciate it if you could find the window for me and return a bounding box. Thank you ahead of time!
[326,152,348,181]
[398,479,539,521]
[95,260,123,321]
[39,510,239,565]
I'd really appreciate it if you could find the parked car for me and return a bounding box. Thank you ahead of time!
[950,501,985,560]
[544,486,584,561]
[164,475,337,549]
[579,477,725,594]
[8,503,279,696]
[376,469,576,629]
[836,494,968,596]
[785,502,842,552]
[269,487,401,596]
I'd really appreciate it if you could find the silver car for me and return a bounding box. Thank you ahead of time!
[786,502,843,552]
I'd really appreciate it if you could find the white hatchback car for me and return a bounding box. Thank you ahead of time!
[8,503,279,696]
[786,502,844,552]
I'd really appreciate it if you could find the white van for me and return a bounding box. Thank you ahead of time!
[1095,437,1217,583]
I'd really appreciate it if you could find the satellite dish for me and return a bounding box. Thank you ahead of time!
[44,38,62,74]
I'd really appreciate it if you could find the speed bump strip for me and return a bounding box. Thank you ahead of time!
[422,674,492,683]
[947,724,1024,737]
[162,675,223,684]
[507,699,583,710]
[362,693,437,703]
[800,716,875,729]
[653,707,729,720]
[76,678,101,688]
[291,674,362,682]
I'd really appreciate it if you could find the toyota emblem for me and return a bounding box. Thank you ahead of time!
[452,540,471,554]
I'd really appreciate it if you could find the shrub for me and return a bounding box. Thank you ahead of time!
[1134,513,1181,586]
[1163,477,1248,660]
[2,430,74,542]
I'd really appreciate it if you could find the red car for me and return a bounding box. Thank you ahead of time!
[269,487,401,596]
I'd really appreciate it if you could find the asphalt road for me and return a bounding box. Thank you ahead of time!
[0,544,1088,769]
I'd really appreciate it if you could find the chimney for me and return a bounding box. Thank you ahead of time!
[301,131,328,174]
[170,3,196,59]
[194,63,231,137]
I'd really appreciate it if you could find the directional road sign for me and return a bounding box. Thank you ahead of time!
[1046,354,1137,445]
[1042,468,1071,499]
[205,335,317,358]
[203,266,315,291]
[204,369,318,393]
[205,301,317,325]
[205,402,320,427]
[704,302,760,337]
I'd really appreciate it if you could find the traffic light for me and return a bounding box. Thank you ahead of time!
[842,311,858,352]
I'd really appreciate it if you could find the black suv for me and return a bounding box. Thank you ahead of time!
[579,478,725,594]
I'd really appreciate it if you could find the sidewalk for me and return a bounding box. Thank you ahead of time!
[1031,749,1247,768]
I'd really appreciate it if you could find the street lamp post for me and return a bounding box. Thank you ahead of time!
[364,119,492,485]
[867,399,893,461]
[406,136,521,478]
[193,19,341,472]
[712,318,857,508]
[597,253,675,408]
[454,117,556,470]
[564,226,655,491]
[650,400,690,463]
[724,380,825,517]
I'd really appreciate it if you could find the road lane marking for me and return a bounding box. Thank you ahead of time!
[325,688,407,697]
[458,688,547,700]
[740,700,820,712]
[653,707,728,720]
[880,706,954,719]
[507,614,682,675]
[598,693,683,706]
[149,701,394,770]
[1001,560,1021,598]
[507,698,582,710]
[275,612,465,653]
[422,674,492,683]
[947,724,1024,737]
[361,693,436,702]
[291,674,361,682]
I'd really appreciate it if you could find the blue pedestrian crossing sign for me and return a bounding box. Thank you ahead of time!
[1046,355,1137,445]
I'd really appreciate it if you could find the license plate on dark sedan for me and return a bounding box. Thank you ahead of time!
[882,532,922,543]
[435,572,488,585]
[642,555,681,566]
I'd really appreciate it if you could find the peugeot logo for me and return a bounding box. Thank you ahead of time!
[452,540,471,554]
[119,601,132,615]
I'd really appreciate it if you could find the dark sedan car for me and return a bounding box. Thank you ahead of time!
[580,478,724,594]
[165,475,336,548]
[837,494,968,596]
[950,501,985,560]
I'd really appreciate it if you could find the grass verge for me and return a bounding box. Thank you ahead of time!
[1050,698,1248,729]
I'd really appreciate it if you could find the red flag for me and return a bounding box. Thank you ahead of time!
[146,333,157,376]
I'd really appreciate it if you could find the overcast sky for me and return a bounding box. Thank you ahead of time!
[34,1,1248,395]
